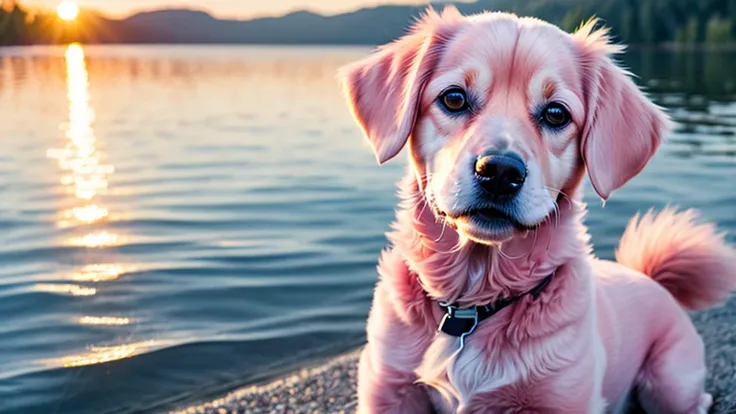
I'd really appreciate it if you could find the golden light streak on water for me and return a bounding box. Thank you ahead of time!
[45,45,140,358]
[67,231,120,248]
[70,204,109,223]
[48,43,118,247]
[61,341,158,368]
[69,264,132,282]
[78,316,131,326]
[35,284,97,296]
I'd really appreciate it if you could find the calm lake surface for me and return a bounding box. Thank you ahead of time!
[0,45,734,414]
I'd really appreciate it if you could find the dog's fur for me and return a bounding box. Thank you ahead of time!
[338,7,736,414]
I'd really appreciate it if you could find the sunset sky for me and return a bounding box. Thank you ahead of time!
[25,0,445,19]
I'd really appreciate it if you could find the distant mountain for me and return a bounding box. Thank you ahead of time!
[117,2,505,44]
[125,9,218,27]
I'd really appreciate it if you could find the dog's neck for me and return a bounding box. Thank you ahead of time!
[388,175,591,307]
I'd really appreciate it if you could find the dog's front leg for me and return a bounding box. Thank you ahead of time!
[357,344,434,414]
[357,277,435,414]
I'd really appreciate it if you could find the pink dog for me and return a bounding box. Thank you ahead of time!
[338,7,736,414]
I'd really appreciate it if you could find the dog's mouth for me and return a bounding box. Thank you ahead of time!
[457,207,535,229]
[443,206,538,244]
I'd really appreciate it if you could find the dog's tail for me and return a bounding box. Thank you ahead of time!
[616,207,736,311]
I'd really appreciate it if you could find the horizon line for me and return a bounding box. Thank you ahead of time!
[17,1,451,22]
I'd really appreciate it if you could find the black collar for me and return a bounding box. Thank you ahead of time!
[438,273,554,340]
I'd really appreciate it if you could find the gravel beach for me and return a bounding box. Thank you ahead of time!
[172,296,736,414]
[170,351,361,414]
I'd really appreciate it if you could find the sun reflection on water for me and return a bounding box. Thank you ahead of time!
[62,340,158,368]
[47,43,117,242]
[70,204,109,223]
[70,263,133,282]
[42,44,144,368]
[79,316,131,326]
[68,231,119,247]
[35,283,97,296]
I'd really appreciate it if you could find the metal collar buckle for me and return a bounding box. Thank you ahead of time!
[439,303,478,351]
[446,305,477,319]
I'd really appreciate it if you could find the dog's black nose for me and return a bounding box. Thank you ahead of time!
[474,151,527,198]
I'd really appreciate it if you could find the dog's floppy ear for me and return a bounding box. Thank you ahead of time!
[573,21,671,200]
[338,7,459,165]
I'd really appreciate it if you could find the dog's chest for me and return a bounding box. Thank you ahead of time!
[415,330,530,410]
[416,318,594,412]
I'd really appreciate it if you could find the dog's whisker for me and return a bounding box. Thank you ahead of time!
[498,228,531,260]
[526,223,540,262]
[434,220,448,242]
[497,243,528,260]
[545,185,583,209]
[430,239,466,255]
[543,202,558,253]
[417,197,430,218]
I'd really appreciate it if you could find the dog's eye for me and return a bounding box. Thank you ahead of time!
[541,103,571,128]
[439,88,469,113]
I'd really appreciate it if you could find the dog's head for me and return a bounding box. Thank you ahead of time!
[339,8,670,245]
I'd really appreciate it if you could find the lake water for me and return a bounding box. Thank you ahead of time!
[0,45,734,414]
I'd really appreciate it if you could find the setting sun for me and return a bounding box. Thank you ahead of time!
[57,1,79,21]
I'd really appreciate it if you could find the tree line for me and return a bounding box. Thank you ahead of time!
[1,0,97,46]
[552,0,736,45]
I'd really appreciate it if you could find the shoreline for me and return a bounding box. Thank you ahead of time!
[170,349,361,414]
[171,298,736,413]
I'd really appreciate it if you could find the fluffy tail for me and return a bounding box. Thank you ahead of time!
[616,207,736,311]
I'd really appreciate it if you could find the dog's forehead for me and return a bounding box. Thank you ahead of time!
[435,16,579,89]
